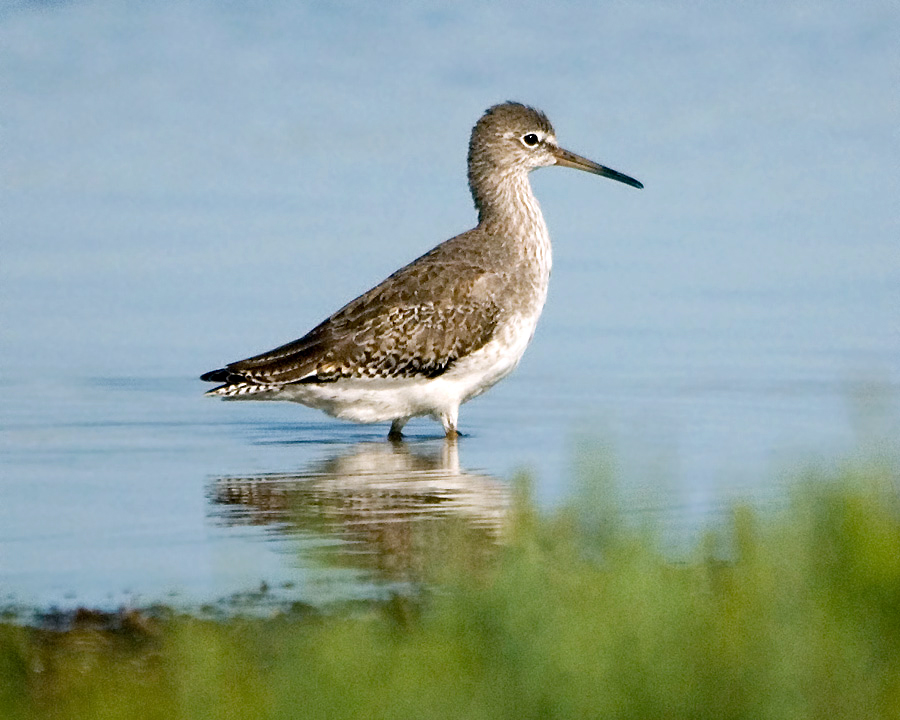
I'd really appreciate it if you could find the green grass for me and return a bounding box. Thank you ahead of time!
[3,460,900,719]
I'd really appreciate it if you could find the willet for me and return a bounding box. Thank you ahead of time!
[201,102,642,439]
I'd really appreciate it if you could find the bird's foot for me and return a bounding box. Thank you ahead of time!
[388,418,408,442]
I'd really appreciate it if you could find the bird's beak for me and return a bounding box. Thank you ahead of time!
[552,146,643,189]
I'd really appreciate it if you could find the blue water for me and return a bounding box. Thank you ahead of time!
[2,1,898,609]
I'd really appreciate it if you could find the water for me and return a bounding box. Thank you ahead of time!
[2,1,898,610]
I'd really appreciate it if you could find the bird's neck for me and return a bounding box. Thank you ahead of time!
[471,169,552,284]
[472,170,548,239]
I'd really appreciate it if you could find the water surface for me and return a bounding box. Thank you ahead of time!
[1,1,897,609]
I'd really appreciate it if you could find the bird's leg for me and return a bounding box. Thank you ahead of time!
[439,407,459,440]
[388,418,408,442]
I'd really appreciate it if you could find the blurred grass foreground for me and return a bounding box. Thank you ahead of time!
[3,459,900,719]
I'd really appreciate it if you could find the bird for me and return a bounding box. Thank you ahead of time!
[201,101,642,440]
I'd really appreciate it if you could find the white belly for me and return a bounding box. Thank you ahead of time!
[264,313,540,424]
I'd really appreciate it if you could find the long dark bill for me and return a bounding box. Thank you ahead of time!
[553,146,643,189]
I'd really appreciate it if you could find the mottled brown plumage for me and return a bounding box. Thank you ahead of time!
[202,102,642,437]
[211,243,509,385]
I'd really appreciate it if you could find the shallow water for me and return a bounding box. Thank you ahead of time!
[1,1,898,610]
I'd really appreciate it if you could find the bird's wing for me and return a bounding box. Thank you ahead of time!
[202,245,508,389]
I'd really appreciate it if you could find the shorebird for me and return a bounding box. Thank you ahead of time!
[201,102,642,439]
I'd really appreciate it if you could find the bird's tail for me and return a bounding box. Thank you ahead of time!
[201,368,281,397]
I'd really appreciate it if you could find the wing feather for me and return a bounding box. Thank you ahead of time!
[202,231,510,390]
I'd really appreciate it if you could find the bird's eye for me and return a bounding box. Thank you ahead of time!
[522,133,540,147]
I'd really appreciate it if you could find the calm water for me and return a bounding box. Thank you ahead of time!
[2,1,898,610]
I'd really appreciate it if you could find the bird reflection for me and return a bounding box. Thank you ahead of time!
[207,440,509,581]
